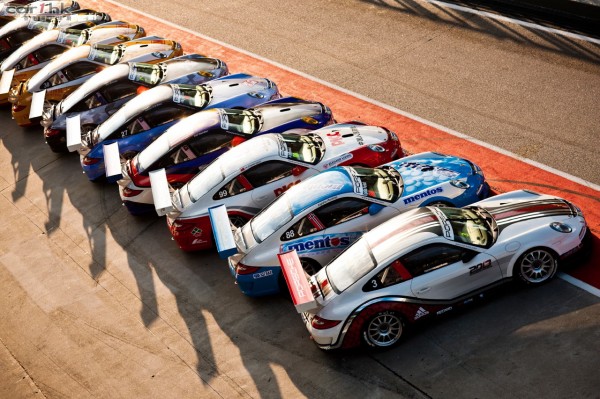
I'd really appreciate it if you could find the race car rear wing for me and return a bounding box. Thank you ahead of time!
[103,142,122,183]
[66,114,83,152]
[208,204,238,259]
[149,168,174,216]
[0,69,15,94]
[29,89,46,119]
[278,250,319,313]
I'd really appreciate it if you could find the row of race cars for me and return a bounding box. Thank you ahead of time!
[0,0,591,350]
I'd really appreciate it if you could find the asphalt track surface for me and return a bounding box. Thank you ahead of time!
[0,0,599,398]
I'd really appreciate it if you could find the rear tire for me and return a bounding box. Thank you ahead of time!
[515,248,558,286]
[300,258,321,275]
[361,310,404,349]
[228,214,248,228]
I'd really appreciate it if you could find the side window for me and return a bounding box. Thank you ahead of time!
[281,198,371,242]
[154,132,236,177]
[363,260,411,292]
[100,81,140,103]
[243,161,295,188]
[41,62,102,90]
[33,44,66,63]
[186,131,234,156]
[400,244,466,277]
[213,175,250,200]
[63,61,103,81]
[143,105,195,129]
[211,161,294,201]
[70,92,106,112]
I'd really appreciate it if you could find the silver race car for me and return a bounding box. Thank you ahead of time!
[279,190,589,350]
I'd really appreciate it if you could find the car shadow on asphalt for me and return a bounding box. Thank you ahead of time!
[3,118,598,398]
[360,0,600,65]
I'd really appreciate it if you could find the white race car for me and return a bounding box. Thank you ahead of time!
[211,152,489,297]
[116,98,335,215]
[158,123,401,251]
[279,190,589,350]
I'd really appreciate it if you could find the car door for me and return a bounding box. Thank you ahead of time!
[278,197,375,259]
[403,243,502,301]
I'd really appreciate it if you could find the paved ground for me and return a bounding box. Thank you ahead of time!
[1,0,599,398]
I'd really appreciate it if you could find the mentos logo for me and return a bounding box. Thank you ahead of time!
[403,187,443,204]
[281,232,362,254]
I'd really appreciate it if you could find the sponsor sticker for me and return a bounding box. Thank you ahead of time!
[414,307,429,320]
[436,307,453,315]
[403,187,444,205]
[219,109,229,130]
[348,167,367,195]
[322,153,353,169]
[252,269,273,279]
[280,232,362,255]
[430,206,454,240]
[172,85,183,103]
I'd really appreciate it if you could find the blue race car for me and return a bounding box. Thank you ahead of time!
[74,73,280,181]
[217,152,489,297]
[117,97,334,214]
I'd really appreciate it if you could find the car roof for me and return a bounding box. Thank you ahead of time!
[283,168,357,215]
[1,29,61,71]
[61,63,130,111]
[27,44,90,90]
[365,207,444,263]
[136,109,223,170]
[97,84,173,140]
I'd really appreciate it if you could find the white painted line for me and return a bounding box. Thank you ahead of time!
[559,272,600,298]
[427,0,600,45]
[105,0,600,193]
[104,0,600,298]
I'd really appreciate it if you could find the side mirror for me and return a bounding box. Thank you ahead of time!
[368,203,385,216]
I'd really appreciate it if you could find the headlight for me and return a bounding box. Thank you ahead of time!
[450,180,470,189]
[550,222,572,233]
[367,144,385,152]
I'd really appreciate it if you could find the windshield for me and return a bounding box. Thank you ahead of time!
[171,84,211,108]
[88,43,122,64]
[348,166,402,202]
[326,238,375,293]
[436,207,495,248]
[250,196,293,243]
[221,109,262,134]
[56,29,85,46]
[277,133,324,164]
[129,62,164,85]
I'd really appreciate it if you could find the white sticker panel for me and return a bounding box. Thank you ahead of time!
[149,168,174,217]
[29,90,46,119]
[103,142,122,181]
[0,69,15,94]
[66,114,82,152]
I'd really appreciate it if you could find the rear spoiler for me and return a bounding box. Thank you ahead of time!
[208,204,238,259]
[148,168,174,216]
[103,142,122,183]
[66,114,83,152]
[278,250,318,313]
[0,69,15,94]
[29,90,46,119]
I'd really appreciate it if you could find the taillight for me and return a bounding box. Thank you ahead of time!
[311,315,342,330]
[45,129,62,138]
[82,156,101,165]
[122,187,143,197]
[236,263,260,275]
[12,104,26,113]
